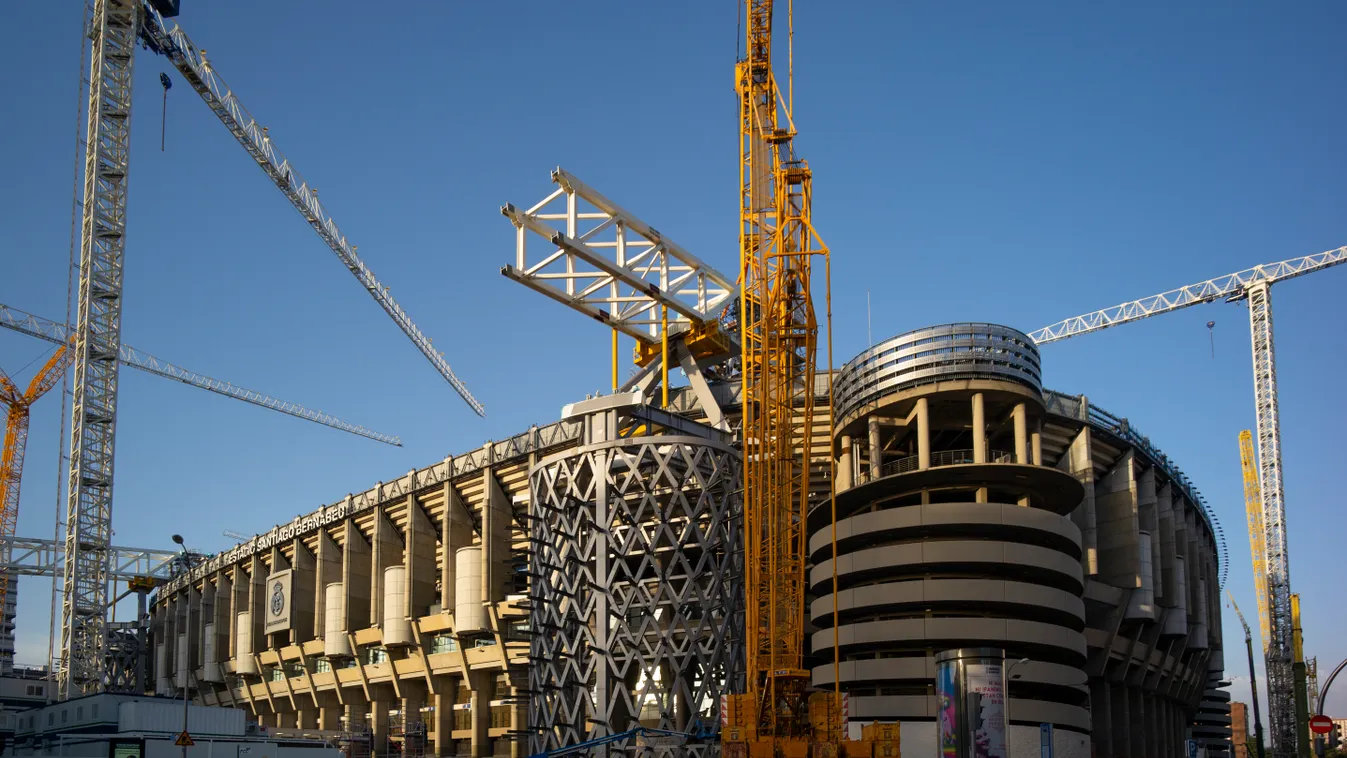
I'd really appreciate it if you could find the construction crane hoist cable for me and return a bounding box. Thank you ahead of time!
[1031,246,1347,757]
[57,0,478,698]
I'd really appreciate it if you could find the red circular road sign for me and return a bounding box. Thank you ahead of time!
[1310,715,1333,735]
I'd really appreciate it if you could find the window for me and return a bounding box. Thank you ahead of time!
[77,707,83,720]
[92,705,98,719]
[431,635,457,654]
[366,648,389,665]
[314,658,331,673]
[61,710,67,724]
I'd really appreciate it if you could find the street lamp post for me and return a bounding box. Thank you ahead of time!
[173,534,190,758]
[1003,657,1030,756]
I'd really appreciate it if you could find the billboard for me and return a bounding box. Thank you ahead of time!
[264,569,293,635]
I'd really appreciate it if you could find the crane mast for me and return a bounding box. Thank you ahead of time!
[737,0,826,741]
[61,0,140,700]
[1238,431,1271,653]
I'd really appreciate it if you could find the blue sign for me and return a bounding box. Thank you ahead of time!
[1187,738,1198,758]
[1039,723,1053,758]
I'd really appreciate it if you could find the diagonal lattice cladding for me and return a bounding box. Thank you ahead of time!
[529,426,742,758]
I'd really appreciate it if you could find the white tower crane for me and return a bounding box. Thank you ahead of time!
[1029,245,1347,758]
[57,0,481,698]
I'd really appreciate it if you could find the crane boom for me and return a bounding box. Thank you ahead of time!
[1239,430,1271,652]
[1027,246,1347,344]
[137,5,484,417]
[1,302,401,446]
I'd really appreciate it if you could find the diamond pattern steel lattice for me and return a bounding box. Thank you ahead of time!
[528,433,742,758]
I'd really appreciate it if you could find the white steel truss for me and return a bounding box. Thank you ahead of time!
[1,302,400,446]
[501,168,736,346]
[137,8,484,417]
[62,0,139,700]
[1028,246,1347,344]
[0,536,179,582]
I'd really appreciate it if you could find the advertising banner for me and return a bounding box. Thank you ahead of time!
[938,658,959,758]
[264,569,293,635]
[965,662,1007,758]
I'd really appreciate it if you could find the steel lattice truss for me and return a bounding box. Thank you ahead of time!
[137,6,483,416]
[0,302,400,446]
[528,401,742,758]
[61,0,139,700]
[502,168,736,346]
[1248,283,1295,757]
[1238,431,1272,652]
[0,536,179,581]
[1028,246,1347,344]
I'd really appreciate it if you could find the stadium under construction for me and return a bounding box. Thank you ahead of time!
[136,324,1230,758]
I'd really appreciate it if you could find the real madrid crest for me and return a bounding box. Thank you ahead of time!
[271,581,285,617]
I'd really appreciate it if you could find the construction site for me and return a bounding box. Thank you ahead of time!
[1,2,1343,758]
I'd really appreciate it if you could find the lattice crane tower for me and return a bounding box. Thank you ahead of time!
[59,0,483,698]
[737,0,832,744]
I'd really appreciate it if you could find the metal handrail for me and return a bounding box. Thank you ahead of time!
[854,449,1016,484]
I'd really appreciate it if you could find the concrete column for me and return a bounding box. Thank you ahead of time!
[915,397,930,470]
[1013,402,1028,464]
[971,393,986,463]
[1090,677,1112,756]
[468,669,492,757]
[433,691,455,757]
[1031,417,1043,466]
[867,418,882,479]
[318,703,339,731]
[837,435,853,491]
[403,688,426,731]
[298,705,318,730]
[372,694,391,756]
[345,701,369,735]
[1111,681,1130,758]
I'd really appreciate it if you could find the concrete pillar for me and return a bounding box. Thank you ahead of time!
[298,705,318,730]
[915,397,930,470]
[837,435,853,491]
[403,688,426,730]
[468,669,492,757]
[345,701,369,735]
[971,393,986,463]
[372,694,391,756]
[1111,681,1130,758]
[867,417,882,479]
[1031,417,1042,466]
[433,691,455,757]
[1013,402,1028,464]
[1091,677,1112,757]
[318,703,339,731]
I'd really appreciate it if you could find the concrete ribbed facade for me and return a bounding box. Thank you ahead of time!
[147,322,1228,757]
[815,324,1229,757]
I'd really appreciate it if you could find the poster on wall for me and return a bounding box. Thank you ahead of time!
[937,660,959,758]
[965,662,1007,758]
[264,569,293,635]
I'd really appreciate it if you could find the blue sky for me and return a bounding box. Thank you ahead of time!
[3,1,1345,717]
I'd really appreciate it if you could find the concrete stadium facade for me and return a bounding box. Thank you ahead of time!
[148,323,1229,758]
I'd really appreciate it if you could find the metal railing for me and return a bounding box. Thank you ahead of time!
[855,448,1015,484]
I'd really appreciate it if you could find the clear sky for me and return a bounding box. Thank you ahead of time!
[3,0,1345,718]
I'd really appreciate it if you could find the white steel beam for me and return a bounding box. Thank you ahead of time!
[0,536,179,582]
[0,302,401,447]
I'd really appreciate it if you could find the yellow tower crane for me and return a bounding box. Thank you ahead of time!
[0,346,74,616]
[729,0,837,755]
[1239,430,1272,653]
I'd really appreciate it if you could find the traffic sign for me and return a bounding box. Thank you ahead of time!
[175,732,195,747]
[1310,715,1333,735]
